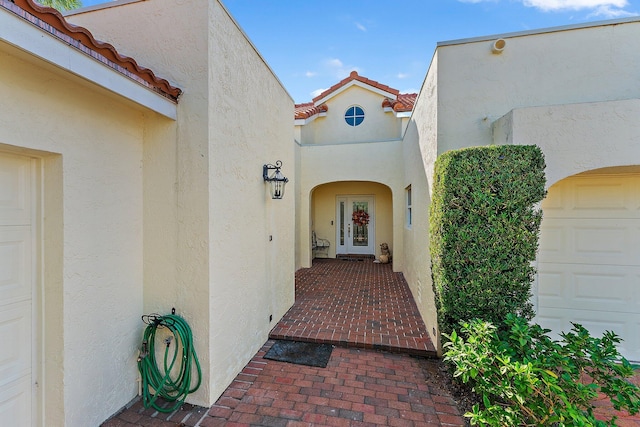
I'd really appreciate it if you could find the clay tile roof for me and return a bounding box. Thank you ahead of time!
[3,0,182,102]
[312,71,399,103]
[294,102,328,120]
[383,93,417,112]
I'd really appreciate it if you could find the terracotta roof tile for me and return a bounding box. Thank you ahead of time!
[312,71,399,103]
[295,73,416,120]
[3,0,182,102]
[383,93,417,112]
[294,102,328,120]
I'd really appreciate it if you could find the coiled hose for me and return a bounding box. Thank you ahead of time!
[138,312,202,413]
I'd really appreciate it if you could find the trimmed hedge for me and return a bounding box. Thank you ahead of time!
[430,145,546,335]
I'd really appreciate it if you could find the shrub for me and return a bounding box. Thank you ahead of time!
[430,145,546,335]
[444,315,640,426]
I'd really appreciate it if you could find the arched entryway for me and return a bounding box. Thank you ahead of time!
[535,166,640,362]
[310,181,393,260]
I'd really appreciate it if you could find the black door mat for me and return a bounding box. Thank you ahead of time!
[264,340,333,368]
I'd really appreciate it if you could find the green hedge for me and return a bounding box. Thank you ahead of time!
[430,145,546,335]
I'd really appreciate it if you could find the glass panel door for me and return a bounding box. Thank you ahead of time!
[351,201,369,247]
[336,196,375,255]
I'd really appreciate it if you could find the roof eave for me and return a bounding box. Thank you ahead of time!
[0,6,177,119]
[314,80,398,107]
[294,112,326,126]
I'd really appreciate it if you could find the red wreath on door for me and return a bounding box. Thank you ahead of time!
[352,209,369,227]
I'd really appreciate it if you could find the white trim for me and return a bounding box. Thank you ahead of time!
[314,80,397,106]
[335,195,376,255]
[298,138,402,147]
[294,111,327,126]
[0,7,178,120]
[438,16,640,47]
[383,107,411,118]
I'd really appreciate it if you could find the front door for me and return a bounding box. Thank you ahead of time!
[336,196,375,255]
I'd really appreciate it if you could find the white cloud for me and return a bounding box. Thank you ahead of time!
[587,3,636,16]
[326,58,344,68]
[311,88,327,98]
[397,73,409,79]
[324,58,362,79]
[355,22,367,32]
[458,0,631,13]
[522,0,628,11]
[305,71,318,78]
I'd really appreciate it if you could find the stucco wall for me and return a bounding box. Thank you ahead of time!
[302,86,402,145]
[436,20,640,154]
[0,43,153,426]
[311,182,393,259]
[298,140,404,270]
[493,98,640,187]
[407,20,640,352]
[207,0,295,403]
[70,0,295,409]
[401,52,440,351]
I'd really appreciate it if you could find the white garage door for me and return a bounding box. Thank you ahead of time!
[536,172,640,362]
[0,153,35,425]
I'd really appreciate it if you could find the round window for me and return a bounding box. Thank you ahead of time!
[344,105,365,126]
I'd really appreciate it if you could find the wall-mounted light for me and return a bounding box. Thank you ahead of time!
[263,160,288,199]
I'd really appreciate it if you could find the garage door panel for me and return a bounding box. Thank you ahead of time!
[542,175,640,218]
[536,308,640,361]
[0,227,32,307]
[0,153,34,426]
[0,301,31,387]
[538,219,639,265]
[538,173,640,362]
[537,269,567,301]
[0,154,31,227]
[0,375,32,427]
[539,263,638,312]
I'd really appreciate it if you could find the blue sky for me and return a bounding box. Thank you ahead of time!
[78,0,640,103]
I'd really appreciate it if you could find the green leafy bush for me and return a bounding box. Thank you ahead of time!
[430,145,546,335]
[444,315,640,426]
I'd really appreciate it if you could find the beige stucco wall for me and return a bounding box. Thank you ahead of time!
[206,0,295,404]
[300,86,402,145]
[311,182,393,259]
[70,0,295,412]
[298,140,404,271]
[406,19,640,352]
[296,83,409,271]
[0,41,157,426]
[494,99,640,188]
[436,20,640,154]
[400,52,440,351]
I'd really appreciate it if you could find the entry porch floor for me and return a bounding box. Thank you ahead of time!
[269,259,437,357]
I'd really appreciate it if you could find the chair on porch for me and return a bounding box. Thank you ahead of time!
[311,231,330,257]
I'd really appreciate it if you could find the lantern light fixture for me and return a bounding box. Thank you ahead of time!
[263,160,288,199]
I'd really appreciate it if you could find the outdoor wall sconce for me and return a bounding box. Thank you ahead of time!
[263,160,289,199]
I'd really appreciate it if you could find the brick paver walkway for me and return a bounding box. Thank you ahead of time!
[199,340,465,426]
[270,259,437,356]
[101,259,640,426]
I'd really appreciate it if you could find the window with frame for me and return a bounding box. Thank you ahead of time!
[344,105,365,126]
[406,185,412,228]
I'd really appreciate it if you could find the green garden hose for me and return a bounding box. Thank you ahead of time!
[137,312,202,413]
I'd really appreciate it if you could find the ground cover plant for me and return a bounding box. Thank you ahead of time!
[444,315,640,426]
